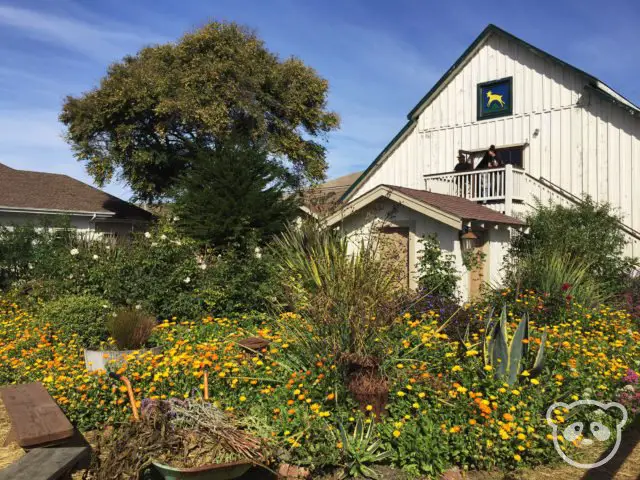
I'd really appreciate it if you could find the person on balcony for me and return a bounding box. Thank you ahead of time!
[454,153,473,198]
[476,145,501,199]
[475,145,501,170]
[454,153,473,172]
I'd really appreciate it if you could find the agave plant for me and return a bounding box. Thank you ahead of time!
[483,306,547,386]
[336,418,392,479]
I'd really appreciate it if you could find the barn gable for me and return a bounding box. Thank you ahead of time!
[342,24,640,203]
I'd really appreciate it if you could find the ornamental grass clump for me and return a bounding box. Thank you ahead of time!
[272,223,410,415]
[107,308,156,350]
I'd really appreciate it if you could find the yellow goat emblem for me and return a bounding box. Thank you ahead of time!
[486,90,505,108]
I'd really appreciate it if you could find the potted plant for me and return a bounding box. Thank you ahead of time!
[84,307,159,372]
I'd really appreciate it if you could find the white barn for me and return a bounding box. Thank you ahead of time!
[328,24,640,300]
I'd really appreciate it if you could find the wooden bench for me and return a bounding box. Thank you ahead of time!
[0,382,74,448]
[0,446,89,480]
[0,383,90,479]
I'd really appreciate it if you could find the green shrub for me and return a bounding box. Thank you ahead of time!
[195,244,280,317]
[506,197,637,296]
[416,234,460,300]
[38,295,112,349]
[1,221,284,321]
[107,308,156,350]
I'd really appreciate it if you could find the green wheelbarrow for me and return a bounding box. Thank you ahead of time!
[145,460,253,480]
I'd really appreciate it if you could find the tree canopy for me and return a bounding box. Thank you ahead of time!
[60,21,339,202]
[171,143,298,248]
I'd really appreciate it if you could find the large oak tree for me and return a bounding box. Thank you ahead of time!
[60,22,339,202]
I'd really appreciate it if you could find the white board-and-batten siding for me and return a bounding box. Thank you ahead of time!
[351,32,640,257]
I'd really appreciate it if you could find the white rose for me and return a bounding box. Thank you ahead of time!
[160,234,167,240]
[144,232,151,238]
[173,216,180,222]
[70,248,79,256]
[106,246,110,250]
[184,277,191,284]
[151,242,158,247]
[199,263,207,270]
[135,304,142,310]
[92,254,99,260]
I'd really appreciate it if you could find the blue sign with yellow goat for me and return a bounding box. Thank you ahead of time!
[477,77,512,120]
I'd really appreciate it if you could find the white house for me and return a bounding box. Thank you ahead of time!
[328,24,640,300]
[0,162,153,236]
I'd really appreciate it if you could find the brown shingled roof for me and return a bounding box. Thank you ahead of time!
[302,171,363,216]
[0,163,152,220]
[385,185,524,225]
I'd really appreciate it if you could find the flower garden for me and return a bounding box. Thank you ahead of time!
[1,289,639,477]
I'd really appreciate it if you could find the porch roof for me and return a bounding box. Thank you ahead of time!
[325,184,524,228]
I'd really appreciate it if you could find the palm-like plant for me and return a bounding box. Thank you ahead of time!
[271,223,404,365]
[336,418,392,479]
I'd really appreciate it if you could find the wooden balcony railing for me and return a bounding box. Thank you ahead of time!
[424,165,524,215]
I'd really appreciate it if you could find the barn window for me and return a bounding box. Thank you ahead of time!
[459,143,527,170]
[496,146,523,168]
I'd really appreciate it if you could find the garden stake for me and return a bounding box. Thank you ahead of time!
[203,368,209,400]
[109,372,140,421]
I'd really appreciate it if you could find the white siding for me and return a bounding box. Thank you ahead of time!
[339,198,469,299]
[351,32,640,257]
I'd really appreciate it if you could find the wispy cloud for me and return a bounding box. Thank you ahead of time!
[0,5,166,62]
[0,108,131,199]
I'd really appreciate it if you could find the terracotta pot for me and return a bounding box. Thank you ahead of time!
[84,346,162,372]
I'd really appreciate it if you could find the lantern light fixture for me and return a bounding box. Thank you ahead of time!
[461,230,478,252]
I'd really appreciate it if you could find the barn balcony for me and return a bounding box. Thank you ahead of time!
[424,164,525,216]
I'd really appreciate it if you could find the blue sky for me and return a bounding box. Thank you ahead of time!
[0,0,638,200]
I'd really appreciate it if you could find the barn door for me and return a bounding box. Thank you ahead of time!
[377,226,410,289]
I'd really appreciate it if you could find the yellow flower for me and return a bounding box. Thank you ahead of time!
[514,454,522,462]
[393,430,401,438]
[397,391,406,397]
[520,370,530,377]
[366,405,373,411]
[530,378,539,385]
[466,349,479,357]
[239,395,246,402]
[483,365,493,371]
[469,419,477,425]
[452,365,463,372]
